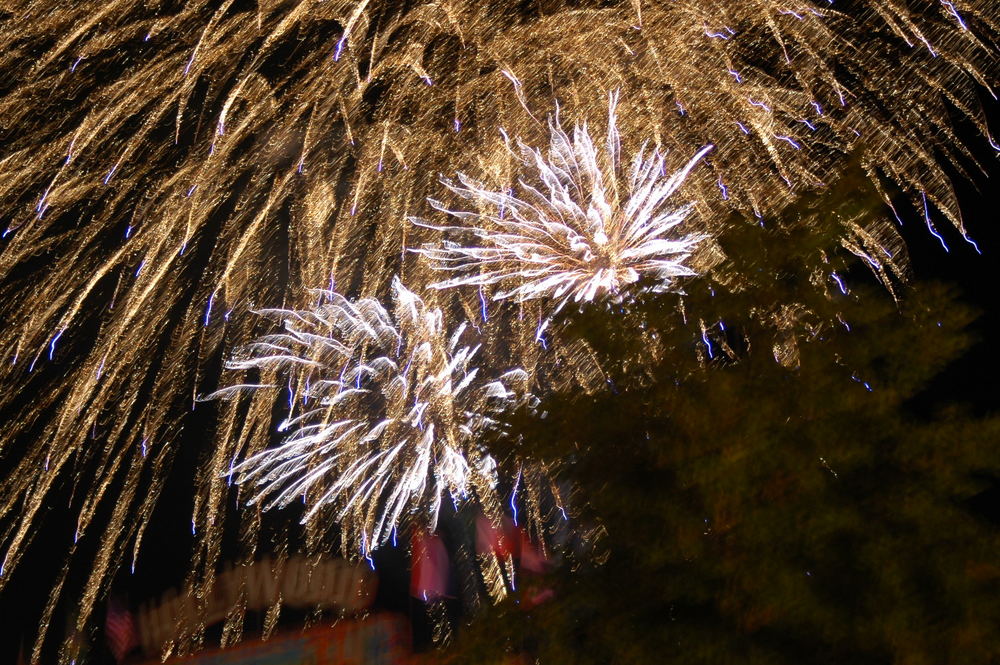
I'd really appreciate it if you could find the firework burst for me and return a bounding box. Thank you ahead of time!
[0,0,996,659]
[210,278,527,550]
[413,94,711,323]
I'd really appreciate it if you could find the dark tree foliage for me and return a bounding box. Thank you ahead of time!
[446,168,1000,664]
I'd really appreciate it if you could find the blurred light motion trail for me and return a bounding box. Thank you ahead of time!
[209,277,528,557]
[412,93,711,332]
[0,1,996,661]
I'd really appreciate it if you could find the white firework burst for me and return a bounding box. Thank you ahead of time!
[412,93,712,324]
[209,278,526,550]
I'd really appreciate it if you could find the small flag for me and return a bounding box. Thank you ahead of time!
[410,532,450,602]
[105,596,137,663]
[476,514,519,559]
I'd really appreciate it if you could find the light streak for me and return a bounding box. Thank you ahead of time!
[48,330,63,361]
[962,233,982,254]
[774,134,801,149]
[0,1,993,656]
[701,327,714,359]
[510,469,521,526]
[940,1,969,30]
[831,273,847,295]
[922,191,950,253]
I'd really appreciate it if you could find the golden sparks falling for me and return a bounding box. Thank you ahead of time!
[0,0,996,661]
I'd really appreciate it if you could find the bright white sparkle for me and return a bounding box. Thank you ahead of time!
[209,278,526,549]
[412,93,712,326]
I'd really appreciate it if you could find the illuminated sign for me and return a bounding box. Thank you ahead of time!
[136,556,376,655]
[140,613,411,665]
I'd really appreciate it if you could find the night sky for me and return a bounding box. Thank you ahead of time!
[0,25,997,665]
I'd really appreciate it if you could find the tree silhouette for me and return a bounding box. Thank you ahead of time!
[445,166,1000,665]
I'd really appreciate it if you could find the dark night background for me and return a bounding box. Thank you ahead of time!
[0,66,997,665]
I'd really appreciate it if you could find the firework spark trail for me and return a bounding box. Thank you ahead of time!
[0,0,996,660]
[412,93,712,326]
[209,278,527,551]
